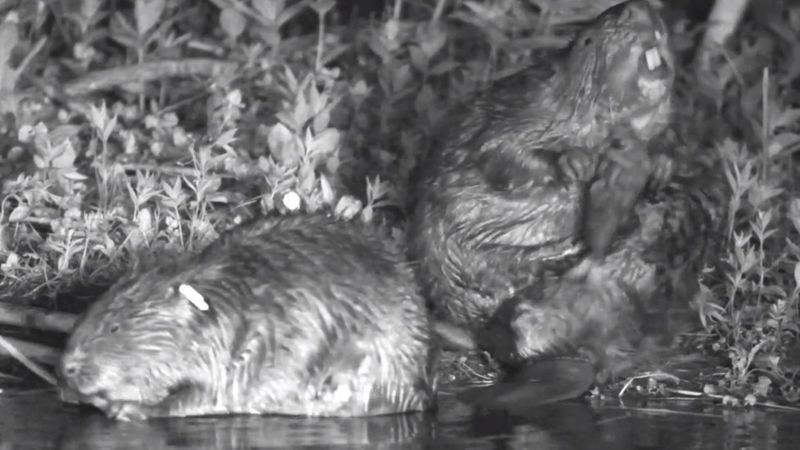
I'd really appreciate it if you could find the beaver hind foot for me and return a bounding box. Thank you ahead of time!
[59,214,436,421]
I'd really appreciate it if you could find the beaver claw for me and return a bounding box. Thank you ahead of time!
[557,149,597,183]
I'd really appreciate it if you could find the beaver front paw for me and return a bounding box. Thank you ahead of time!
[557,149,598,183]
[106,402,151,421]
[647,153,675,191]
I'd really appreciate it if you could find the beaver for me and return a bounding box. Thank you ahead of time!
[486,181,710,368]
[59,214,437,421]
[550,0,677,258]
[448,171,721,408]
[407,0,676,328]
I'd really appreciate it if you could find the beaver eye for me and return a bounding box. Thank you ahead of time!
[109,323,120,334]
[581,36,593,47]
[620,6,633,21]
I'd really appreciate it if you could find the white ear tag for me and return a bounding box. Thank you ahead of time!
[179,283,209,311]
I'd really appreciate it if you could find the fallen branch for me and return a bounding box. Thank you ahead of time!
[0,334,60,384]
[0,302,77,334]
[62,58,239,97]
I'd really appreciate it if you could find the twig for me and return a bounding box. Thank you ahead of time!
[760,67,770,181]
[430,0,448,25]
[13,36,47,80]
[617,371,681,397]
[7,215,54,227]
[607,405,722,419]
[455,356,495,382]
[0,302,77,334]
[393,0,403,21]
[663,387,705,397]
[664,387,800,412]
[0,334,59,385]
[62,58,239,97]
[699,0,750,57]
[751,402,800,413]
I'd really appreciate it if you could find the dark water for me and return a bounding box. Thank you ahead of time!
[2,387,800,450]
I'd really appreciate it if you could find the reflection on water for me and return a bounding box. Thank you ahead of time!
[2,387,800,449]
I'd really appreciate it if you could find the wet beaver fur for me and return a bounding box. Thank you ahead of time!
[59,214,437,421]
[408,0,723,404]
[441,169,721,410]
[477,173,716,381]
[408,0,676,328]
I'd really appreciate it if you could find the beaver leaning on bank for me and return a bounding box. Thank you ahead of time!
[550,0,677,260]
[408,0,676,328]
[450,166,723,409]
[59,214,437,421]
[479,172,716,378]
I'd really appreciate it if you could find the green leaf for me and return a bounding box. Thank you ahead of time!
[49,139,78,170]
[135,0,165,37]
[220,7,246,40]
[253,0,284,22]
[267,122,302,167]
[420,29,447,59]
[308,128,340,159]
[429,60,460,76]
[794,261,800,289]
[312,109,330,134]
[102,114,118,143]
[8,205,30,222]
[88,103,107,133]
[49,125,82,147]
[62,171,89,181]
[409,46,428,73]
[767,132,800,157]
[0,13,19,90]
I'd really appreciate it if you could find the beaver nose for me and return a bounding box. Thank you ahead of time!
[59,349,92,385]
[61,360,80,377]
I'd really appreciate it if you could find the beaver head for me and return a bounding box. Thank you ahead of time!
[58,262,240,412]
[566,0,674,141]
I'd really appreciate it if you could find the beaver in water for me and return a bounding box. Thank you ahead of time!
[408,0,723,405]
[446,168,722,409]
[408,0,676,328]
[59,214,437,421]
[483,171,715,372]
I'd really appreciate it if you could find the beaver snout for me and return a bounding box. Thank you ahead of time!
[60,349,102,395]
[639,46,670,81]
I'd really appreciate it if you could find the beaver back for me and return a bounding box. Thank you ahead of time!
[60,214,436,420]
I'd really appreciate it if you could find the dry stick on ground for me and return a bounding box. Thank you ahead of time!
[0,335,59,384]
[0,302,77,334]
[61,58,239,97]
